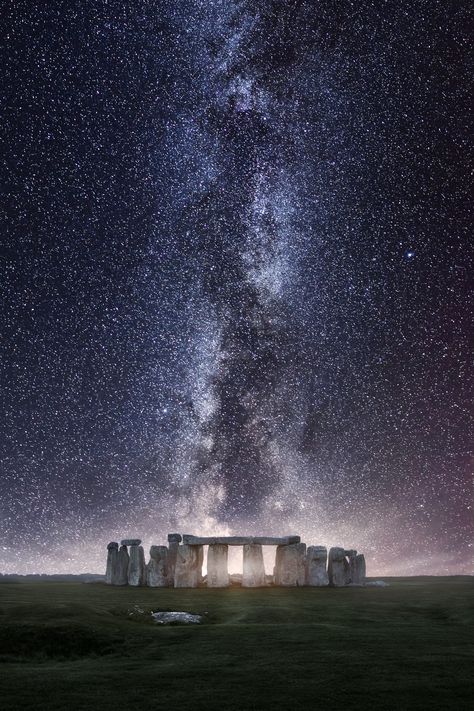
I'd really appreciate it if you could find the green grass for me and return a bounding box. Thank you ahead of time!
[0,577,472,710]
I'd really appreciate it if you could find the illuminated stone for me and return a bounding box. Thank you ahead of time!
[207,544,229,587]
[242,543,265,587]
[174,544,203,588]
[306,546,329,586]
[274,543,306,586]
[147,545,169,587]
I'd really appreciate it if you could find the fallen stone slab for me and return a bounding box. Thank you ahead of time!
[366,580,389,587]
[151,611,202,624]
[121,539,142,546]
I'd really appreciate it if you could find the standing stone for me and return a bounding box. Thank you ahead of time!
[328,547,346,587]
[128,544,146,586]
[207,544,229,587]
[353,553,366,584]
[116,545,129,585]
[105,542,119,585]
[242,543,266,587]
[306,546,329,586]
[167,533,182,587]
[147,545,169,587]
[174,544,203,588]
[345,549,357,584]
[274,543,306,586]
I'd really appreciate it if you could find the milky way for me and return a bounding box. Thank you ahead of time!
[1,1,472,575]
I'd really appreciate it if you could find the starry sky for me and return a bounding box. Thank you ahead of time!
[1,1,472,575]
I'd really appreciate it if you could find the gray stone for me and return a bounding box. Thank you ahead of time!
[128,544,146,586]
[182,534,300,546]
[151,611,202,624]
[306,546,329,586]
[242,543,266,587]
[105,543,119,584]
[167,533,182,543]
[328,547,346,586]
[121,539,142,546]
[116,545,129,585]
[253,536,301,546]
[174,544,203,588]
[366,579,388,587]
[346,549,357,584]
[167,539,180,586]
[207,544,229,587]
[147,545,169,587]
[352,553,366,584]
[274,543,306,586]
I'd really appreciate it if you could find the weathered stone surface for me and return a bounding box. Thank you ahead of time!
[121,539,141,546]
[182,535,300,546]
[174,544,203,588]
[105,542,119,584]
[306,546,329,586]
[242,544,266,587]
[346,549,357,584]
[147,545,169,587]
[207,544,229,587]
[116,545,129,585]
[167,533,182,543]
[328,547,346,586]
[128,544,146,586]
[353,553,366,584]
[167,540,179,586]
[253,536,301,546]
[274,543,306,586]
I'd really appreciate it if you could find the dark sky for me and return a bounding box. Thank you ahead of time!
[1,0,472,575]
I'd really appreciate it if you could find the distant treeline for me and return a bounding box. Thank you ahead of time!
[0,573,105,583]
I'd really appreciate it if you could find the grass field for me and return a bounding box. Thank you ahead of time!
[0,577,472,710]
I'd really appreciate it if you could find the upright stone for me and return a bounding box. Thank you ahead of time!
[306,546,329,586]
[353,553,366,584]
[328,547,346,586]
[167,533,182,587]
[242,543,265,587]
[174,544,203,588]
[128,544,146,586]
[207,544,229,587]
[116,545,129,585]
[105,542,119,585]
[147,545,169,587]
[345,549,357,584]
[274,543,306,586]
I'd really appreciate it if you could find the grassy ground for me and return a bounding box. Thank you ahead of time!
[0,577,472,710]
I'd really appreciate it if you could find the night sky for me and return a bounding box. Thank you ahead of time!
[2,1,472,575]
